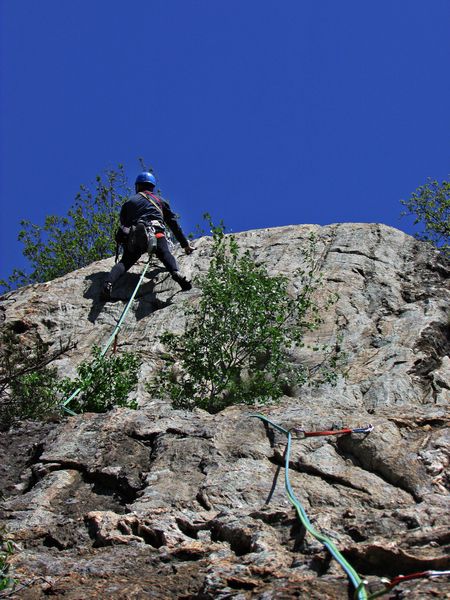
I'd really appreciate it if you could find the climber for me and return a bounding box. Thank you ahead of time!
[101,172,194,301]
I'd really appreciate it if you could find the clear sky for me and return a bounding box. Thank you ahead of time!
[1,0,449,282]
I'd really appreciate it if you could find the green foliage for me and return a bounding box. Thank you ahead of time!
[149,216,342,413]
[401,177,450,258]
[0,526,15,593]
[0,165,131,292]
[60,346,140,413]
[0,326,140,426]
[9,369,60,419]
[0,326,69,429]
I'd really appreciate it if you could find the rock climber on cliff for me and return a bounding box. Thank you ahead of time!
[101,172,194,301]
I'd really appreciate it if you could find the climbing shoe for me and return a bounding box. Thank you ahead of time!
[171,271,192,291]
[100,282,113,301]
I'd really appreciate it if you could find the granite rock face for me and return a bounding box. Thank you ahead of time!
[0,223,449,599]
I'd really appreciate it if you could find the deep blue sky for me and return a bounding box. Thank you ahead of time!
[1,0,449,282]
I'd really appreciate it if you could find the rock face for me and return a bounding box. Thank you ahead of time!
[1,223,449,599]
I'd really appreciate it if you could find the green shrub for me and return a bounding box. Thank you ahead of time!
[149,218,343,413]
[0,326,140,425]
[401,177,450,258]
[0,526,15,593]
[8,369,60,420]
[60,346,140,413]
[0,326,65,428]
[0,165,131,292]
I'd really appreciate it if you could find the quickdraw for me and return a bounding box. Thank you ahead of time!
[292,424,373,439]
[363,569,450,599]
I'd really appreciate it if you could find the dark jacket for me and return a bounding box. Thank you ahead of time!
[119,191,189,248]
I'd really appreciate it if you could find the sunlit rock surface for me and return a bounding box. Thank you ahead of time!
[1,223,449,599]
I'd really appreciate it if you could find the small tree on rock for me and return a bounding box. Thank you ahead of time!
[0,165,131,292]
[149,218,343,413]
[401,177,450,258]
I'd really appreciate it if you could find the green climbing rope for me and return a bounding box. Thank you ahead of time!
[250,413,368,600]
[61,258,152,413]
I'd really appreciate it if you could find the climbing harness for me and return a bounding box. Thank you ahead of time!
[61,257,152,415]
[126,221,158,255]
[250,413,369,600]
[113,191,164,262]
[250,414,450,599]
[139,191,177,251]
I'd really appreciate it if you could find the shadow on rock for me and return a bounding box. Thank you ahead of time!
[135,282,174,321]
[84,268,175,324]
[145,266,167,281]
[84,271,110,323]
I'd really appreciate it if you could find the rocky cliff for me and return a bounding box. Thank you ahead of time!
[1,223,449,599]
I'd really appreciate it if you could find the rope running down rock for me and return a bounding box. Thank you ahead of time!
[61,257,153,415]
[250,412,370,600]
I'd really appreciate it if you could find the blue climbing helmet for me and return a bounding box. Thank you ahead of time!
[135,172,156,187]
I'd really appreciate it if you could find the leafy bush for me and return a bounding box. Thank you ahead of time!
[60,346,140,413]
[401,177,450,258]
[0,326,68,429]
[0,165,131,292]
[0,326,140,426]
[149,218,342,413]
[8,369,60,419]
[0,526,15,593]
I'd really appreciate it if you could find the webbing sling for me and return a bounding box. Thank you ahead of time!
[138,191,164,219]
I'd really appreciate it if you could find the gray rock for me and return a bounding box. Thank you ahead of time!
[1,223,449,599]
